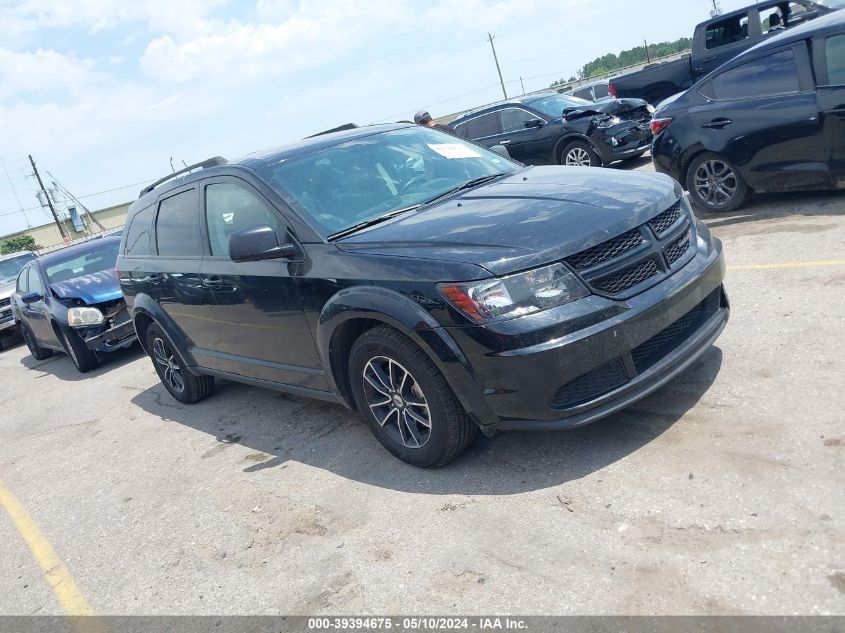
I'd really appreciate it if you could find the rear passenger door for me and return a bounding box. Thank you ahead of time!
[146,186,217,352]
[198,177,326,390]
[815,32,845,182]
[463,111,503,148]
[691,44,826,191]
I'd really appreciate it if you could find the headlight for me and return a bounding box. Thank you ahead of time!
[438,263,589,323]
[67,306,104,328]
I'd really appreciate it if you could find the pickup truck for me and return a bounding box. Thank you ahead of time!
[609,0,841,104]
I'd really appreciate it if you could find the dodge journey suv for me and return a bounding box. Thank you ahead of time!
[117,124,728,467]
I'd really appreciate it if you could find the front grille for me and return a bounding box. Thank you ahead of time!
[591,258,659,294]
[551,358,628,409]
[565,228,644,271]
[0,297,10,309]
[648,200,682,235]
[664,232,691,266]
[631,301,712,373]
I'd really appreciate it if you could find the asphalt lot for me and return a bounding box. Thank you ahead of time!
[1,158,844,616]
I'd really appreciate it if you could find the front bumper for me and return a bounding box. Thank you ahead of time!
[443,236,727,430]
[0,302,15,334]
[82,319,137,352]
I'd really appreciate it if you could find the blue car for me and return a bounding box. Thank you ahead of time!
[11,236,136,372]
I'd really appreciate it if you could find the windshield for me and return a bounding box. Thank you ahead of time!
[0,253,36,284]
[257,126,518,237]
[523,94,593,119]
[43,241,119,284]
[813,0,845,7]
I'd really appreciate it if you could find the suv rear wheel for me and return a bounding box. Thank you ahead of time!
[146,324,213,404]
[349,325,477,468]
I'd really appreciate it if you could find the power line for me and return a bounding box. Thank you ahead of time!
[0,176,156,218]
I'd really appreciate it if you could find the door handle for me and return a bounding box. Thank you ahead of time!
[701,118,732,129]
[499,139,512,145]
[201,276,224,288]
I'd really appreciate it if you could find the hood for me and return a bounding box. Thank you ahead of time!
[0,279,14,300]
[337,166,682,276]
[50,269,123,305]
[565,98,649,120]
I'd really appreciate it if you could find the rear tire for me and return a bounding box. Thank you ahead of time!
[348,325,477,468]
[686,152,749,213]
[21,323,53,361]
[561,141,602,167]
[59,327,99,373]
[146,323,213,404]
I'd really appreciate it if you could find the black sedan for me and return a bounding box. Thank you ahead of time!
[450,92,654,167]
[11,236,136,372]
[651,10,845,212]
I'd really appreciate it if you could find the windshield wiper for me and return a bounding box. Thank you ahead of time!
[327,205,421,241]
[419,173,510,208]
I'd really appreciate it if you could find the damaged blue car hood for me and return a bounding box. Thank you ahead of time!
[50,269,123,305]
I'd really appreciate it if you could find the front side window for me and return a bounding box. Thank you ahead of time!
[16,267,29,293]
[27,266,44,293]
[500,108,538,133]
[825,34,845,85]
[206,183,281,257]
[709,49,800,100]
[594,83,610,99]
[0,253,37,284]
[523,94,593,118]
[706,12,750,49]
[573,87,593,100]
[466,112,502,139]
[155,190,201,257]
[257,126,518,237]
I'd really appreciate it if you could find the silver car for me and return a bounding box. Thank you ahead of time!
[0,250,38,348]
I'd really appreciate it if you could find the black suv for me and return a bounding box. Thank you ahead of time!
[449,92,653,167]
[117,124,728,467]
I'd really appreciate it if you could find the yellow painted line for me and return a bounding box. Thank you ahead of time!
[728,259,845,271]
[0,478,96,616]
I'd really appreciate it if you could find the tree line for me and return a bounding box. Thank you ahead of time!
[550,37,692,87]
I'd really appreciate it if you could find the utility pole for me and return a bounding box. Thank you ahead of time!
[487,33,508,100]
[29,154,67,240]
[520,76,526,95]
[644,40,651,64]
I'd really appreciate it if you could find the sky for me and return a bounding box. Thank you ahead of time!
[0,0,754,235]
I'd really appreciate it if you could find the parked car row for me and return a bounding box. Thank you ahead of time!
[0,250,38,349]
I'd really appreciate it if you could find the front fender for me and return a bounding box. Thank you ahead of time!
[317,286,499,427]
[130,294,199,368]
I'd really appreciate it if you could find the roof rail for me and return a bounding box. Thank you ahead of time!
[140,156,228,197]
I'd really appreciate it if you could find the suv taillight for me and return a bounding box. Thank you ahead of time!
[651,117,673,136]
[608,83,618,98]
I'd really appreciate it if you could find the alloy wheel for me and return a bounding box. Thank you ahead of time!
[693,159,738,208]
[362,356,431,449]
[566,147,592,166]
[153,337,185,393]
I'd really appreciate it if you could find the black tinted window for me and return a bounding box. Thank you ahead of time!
[155,190,201,257]
[706,12,750,49]
[453,122,470,139]
[500,108,537,133]
[466,112,501,138]
[206,183,281,257]
[594,83,610,99]
[825,34,845,85]
[573,87,593,100]
[123,205,154,257]
[711,49,800,100]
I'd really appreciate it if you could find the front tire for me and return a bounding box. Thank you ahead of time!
[59,328,99,372]
[686,152,748,213]
[561,141,602,167]
[21,324,53,361]
[348,325,477,468]
[146,324,213,404]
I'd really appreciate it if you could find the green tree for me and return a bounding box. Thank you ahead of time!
[0,235,39,255]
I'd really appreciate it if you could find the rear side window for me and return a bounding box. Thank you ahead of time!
[594,83,610,99]
[155,189,201,257]
[825,34,845,85]
[706,12,750,49]
[452,122,470,138]
[710,49,800,100]
[123,205,154,257]
[17,267,29,293]
[466,112,501,139]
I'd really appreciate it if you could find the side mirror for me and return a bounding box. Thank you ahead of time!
[524,118,544,129]
[21,292,42,305]
[489,144,511,158]
[229,225,297,263]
